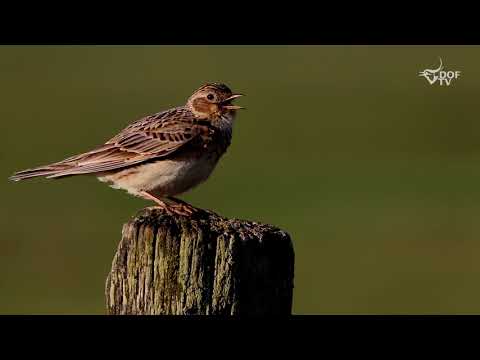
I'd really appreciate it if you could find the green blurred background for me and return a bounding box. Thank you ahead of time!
[1,46,479,314]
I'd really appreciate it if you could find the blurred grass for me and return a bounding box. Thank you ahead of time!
[1,46,480,314]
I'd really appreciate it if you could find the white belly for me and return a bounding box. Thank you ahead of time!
[98,154,219,198]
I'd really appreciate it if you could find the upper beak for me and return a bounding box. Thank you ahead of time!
[224,93,244,101]
[222,93,245,110]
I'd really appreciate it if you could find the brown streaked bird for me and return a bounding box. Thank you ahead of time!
[9,83,244,215]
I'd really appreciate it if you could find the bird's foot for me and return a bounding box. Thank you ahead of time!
[167,203,196,216]
[145,204,192,217]
[166,197,199,216]
[141,191,199,217]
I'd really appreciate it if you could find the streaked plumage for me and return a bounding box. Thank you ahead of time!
[9,83,244,215]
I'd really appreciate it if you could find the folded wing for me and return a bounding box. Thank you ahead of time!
[9,107,209,181]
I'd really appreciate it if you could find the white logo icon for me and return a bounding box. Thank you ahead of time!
[419,58,461,86]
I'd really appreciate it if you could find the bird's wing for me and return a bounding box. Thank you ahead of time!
[10,107,212,180]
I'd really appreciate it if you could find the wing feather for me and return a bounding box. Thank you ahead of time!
[10,107,211,180]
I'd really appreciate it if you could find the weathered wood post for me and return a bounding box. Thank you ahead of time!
[105,207,294,315]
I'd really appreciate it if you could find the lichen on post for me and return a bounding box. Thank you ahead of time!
[105,207,294,315]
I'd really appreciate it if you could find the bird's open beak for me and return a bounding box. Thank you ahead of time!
[222,93,245,110]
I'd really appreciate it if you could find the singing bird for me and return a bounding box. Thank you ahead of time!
[9,83,244,215]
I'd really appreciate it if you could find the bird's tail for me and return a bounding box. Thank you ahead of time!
[9,162,76,181]
[9,143,120,182]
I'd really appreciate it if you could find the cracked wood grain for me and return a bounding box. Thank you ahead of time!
[105,207,294,315]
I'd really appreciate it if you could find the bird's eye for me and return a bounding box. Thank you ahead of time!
[207,93,215,101]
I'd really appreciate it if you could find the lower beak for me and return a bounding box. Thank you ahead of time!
[223,105,244,110]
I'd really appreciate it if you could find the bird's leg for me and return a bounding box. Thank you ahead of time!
[140,191,193,216]
[139,191,174,214]
[166,196,198,215]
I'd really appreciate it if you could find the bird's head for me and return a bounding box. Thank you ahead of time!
[186,83,244,120]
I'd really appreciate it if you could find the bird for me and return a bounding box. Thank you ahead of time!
[9,82,244,216]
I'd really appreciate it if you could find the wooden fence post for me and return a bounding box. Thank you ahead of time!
[105,207,294,315]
